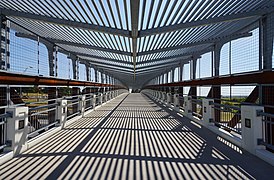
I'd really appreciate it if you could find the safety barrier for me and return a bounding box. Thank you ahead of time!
[143,89,274,166]
[0,89,127,158]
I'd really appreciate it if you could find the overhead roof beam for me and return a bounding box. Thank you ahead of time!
[138,32,252,56]
[136,63,180,74]
[98,68,133,75]
[16,32,132,56]
[136,58,188,71]
[130,0,140,79]
[85,61,133,73]
[0,8,131,37]
[139,8,274,37]
[76,53,132,65]
[137,46,213,65]
[82,60,132,71]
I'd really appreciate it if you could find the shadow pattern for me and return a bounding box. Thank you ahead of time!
[0,93,273,179]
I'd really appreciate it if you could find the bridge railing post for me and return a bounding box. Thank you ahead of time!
[103,92,107,103]
[107,91,111,101]
[99,93,103,105]
[113,91,116,98]
[90,93,93,108]
[184,96,192,113]
[109,91,112,99]
[153,91,156,98]
[161,92,166,103]
[173,94,180,112]
[57,99,67,128]
[79,95,85,117]
[167,93,172,107]
[241,105,264,155]
[155,91,158,99]
[151,90,155,99]
[5,107,28,155]
[92,94,96,108]
[202,99,214,127]
[158,91,162,101]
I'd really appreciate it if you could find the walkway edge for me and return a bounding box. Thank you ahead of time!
[143,92,274,166]
[0,93,127,166]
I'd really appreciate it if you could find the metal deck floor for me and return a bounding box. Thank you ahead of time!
[0,93,273,179]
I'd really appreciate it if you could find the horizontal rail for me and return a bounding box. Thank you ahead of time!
[27,121,58,138]
[257,111,274,119]
[29,108,57,116]
[146,71,274,87]
[259,140,274,151]
[0,144,7,151]
[211,102,241,111]
[0,113,12,119]
[0,70,120,87]
[29,103,58,111]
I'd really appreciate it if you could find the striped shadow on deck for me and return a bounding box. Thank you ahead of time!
[0,93,273,179]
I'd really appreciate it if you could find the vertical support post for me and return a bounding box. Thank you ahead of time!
[94,68,98,82]
[0,16,2,69]
[190,57,198,112]
[262,14,274,71]
[99,93,103,105]
[72,87,79,114]
[167,92,172,107]
[184,96,192,113]
[103,92,107,103]
[212,44,222,123]
[202,99,214,127]
[71,56,78,80]
[173,94,180,112]
[101,70,104,84]
[57,99,67,128]
[47,45,57,124]
[85,62,90,81]
[53,46,58,77]
[166,71,169,84]
[92,94,96,108]
[48,87,57,124]
[47,45,54,77]
[6,107,28,155]
[0,16,10,71]
[241,105,264,155]
[171,68,175,83]
[79,95,85,117]
[179,63,184,82]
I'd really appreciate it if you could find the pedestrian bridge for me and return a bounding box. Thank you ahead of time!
[1,0,274,178]
[0,93,273,179]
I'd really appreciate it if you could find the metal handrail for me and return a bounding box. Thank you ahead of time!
[0,113,12,119]
[29,103,58,111]
[257,111,274,119]
[211,102,241,111]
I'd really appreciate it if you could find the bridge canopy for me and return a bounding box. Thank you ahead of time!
[1,0,274,88]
